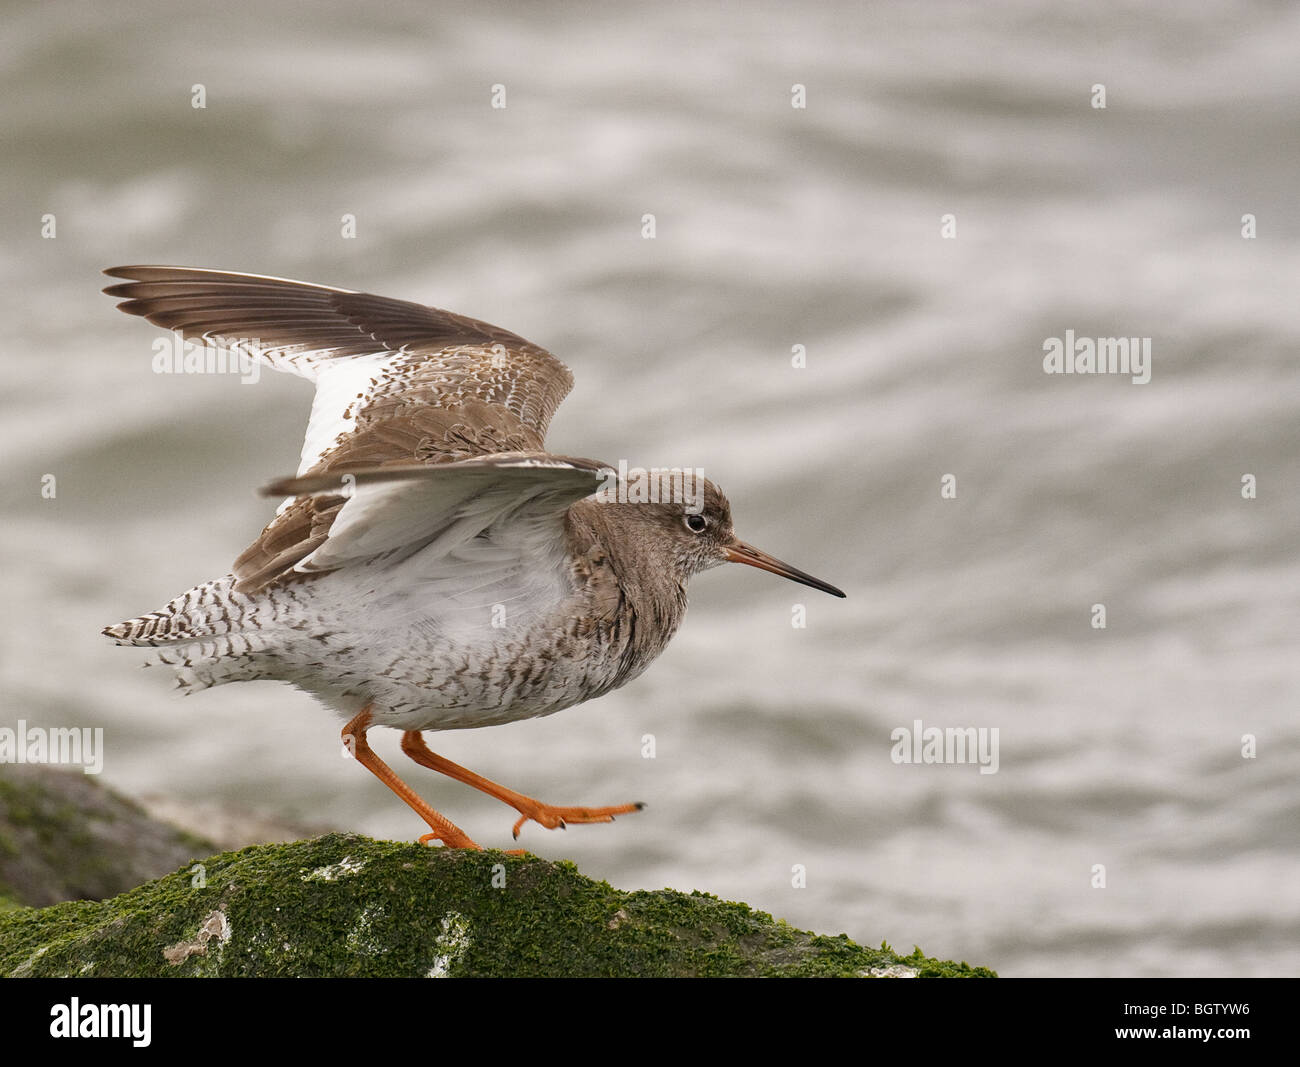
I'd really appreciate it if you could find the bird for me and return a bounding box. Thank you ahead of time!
[101,266,846,850]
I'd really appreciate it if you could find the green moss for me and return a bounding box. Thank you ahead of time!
[0,833,995,977]
[0,895,28,915]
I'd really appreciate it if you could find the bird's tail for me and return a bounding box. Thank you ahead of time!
[102,574,283,692]
[103,574,249,646]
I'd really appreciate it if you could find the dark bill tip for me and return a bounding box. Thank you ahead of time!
[724,540,846,598]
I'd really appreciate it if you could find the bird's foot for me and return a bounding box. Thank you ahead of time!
[510,801,644,839]
[417,827,482,850]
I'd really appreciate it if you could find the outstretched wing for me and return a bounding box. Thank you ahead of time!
[104,266,577,593]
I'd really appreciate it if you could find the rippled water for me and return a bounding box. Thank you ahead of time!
[3,0,1298,976]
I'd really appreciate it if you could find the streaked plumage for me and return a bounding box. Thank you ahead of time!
[102,266,844,847]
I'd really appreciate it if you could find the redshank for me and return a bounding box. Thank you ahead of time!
[102,266,845,849]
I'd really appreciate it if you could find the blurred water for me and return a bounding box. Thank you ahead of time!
[2,0,1298,976]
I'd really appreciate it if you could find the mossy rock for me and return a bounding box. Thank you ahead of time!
[0,765,215,907]
[0,833,995,977]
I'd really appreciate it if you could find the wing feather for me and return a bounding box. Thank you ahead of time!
[105,266,580,593]
[260,454,609,581]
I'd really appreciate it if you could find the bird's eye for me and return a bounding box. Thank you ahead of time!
[684,514,708,533]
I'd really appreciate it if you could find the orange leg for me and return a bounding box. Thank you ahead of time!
[400,731,643,840]
[343,707,480,850]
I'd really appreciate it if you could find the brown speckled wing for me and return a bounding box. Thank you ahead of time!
[104,266,577,593]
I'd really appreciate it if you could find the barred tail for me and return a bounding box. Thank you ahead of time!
[103,575,292,693]
[102,574,249,646]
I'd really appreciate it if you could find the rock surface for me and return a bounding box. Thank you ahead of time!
[0,833,996,978]
[0,765,215,908]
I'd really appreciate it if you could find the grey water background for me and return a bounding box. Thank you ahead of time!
[3,0,1298,976]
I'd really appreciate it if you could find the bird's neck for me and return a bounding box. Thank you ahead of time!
[565,499,690,667]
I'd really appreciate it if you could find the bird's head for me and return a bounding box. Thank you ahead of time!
[601,473,845,598]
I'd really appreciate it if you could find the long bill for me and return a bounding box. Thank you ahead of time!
[724,540,846,598]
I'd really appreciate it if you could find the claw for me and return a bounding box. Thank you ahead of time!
[507,800,640,839]
[418,829,481,850]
